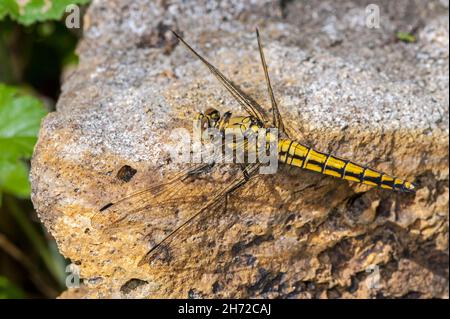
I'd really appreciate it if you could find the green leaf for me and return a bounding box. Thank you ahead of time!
[0,4,8,20]
[0,0,90,25]
[0,157,31,198]
[0,84,47,199]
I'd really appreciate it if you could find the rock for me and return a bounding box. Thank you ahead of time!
[31,0,448,298]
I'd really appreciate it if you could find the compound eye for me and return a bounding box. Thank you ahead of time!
[205,108,220,122]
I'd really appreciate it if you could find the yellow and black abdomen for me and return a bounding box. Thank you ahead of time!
[278,139,416,192]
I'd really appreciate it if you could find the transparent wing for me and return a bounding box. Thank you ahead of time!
[172,30,269,125]
[255,28,289,137]
[138,163,261,266]
[92,142,262,266]
[91,162,224,233]
[92,139,250,233]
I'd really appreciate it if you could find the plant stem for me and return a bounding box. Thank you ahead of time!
[0,232,58,297]
[5,196,65,287]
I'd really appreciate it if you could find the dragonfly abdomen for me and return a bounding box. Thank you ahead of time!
[278,139,416,193]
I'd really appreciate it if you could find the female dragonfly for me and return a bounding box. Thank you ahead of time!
[94,29,416,266]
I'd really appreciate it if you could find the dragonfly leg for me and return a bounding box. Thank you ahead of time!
[239,164,251,180]
[223,193,229,214]
[186,162,216,179]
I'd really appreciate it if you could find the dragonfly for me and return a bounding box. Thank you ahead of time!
[94,29,417,266]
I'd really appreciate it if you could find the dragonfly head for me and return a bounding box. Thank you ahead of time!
[195,108,221,130]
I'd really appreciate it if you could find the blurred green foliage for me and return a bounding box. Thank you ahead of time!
[0,276,25,298]
[0,16,82,98]
[0,84,47,200]
[0,0,90,299]
[0,0,89,25]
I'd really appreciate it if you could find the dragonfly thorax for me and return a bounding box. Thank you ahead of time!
[195,108,264,136]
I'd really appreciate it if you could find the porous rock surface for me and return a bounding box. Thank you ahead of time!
[30,0,448,298]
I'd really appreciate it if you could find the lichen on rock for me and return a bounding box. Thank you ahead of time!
[31,0,448,298]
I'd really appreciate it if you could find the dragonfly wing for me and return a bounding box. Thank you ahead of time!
[255,28,289,137]
[91,162,217,233]
[172,31,269,125]
[138,163,262,266]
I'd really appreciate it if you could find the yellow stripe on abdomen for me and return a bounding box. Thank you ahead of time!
[277,138,416,193]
